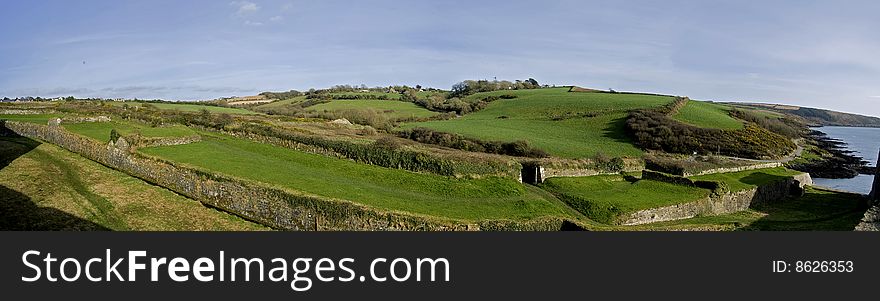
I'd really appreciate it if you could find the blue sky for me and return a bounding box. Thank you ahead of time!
[1,0,879,116]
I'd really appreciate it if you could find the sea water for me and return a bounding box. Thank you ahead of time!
[810,126,880,194]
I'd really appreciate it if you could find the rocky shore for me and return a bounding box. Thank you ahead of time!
[787,130,869,179]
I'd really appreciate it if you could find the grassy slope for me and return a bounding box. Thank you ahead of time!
[109,102,259,115]
[0,114,62,124]
[541,175,711,224]
[689,167,804,192]
[625,187,867,231]
[309,100,438,118]
[0,136,266,230]
[673,101,743,130]
[403,88,673,158]
[63,121,196,142]
[255,96,308,110]
[139,134,573,221]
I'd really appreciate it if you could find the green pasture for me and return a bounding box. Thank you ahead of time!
[541,175,711,224]
[402,88,673,158]
[139,134,574,221]
[673,100,744,130]
[689,167,804,192]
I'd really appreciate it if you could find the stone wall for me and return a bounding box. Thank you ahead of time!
[684,162,783,177]
[3,121,585,231]
[621,173,812,225]
[61,116,111,123]
[538,157,644,182]
[125,134,202,150]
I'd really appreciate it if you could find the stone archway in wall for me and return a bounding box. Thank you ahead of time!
[521,162,543,185]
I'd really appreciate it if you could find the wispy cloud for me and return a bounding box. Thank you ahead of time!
[231,1,259,16]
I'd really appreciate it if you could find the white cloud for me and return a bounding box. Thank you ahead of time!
[870,96,880,98]
[269,16,283,22]
[231,1,259,15]
[244,20,264,26]
[281,3,294,11]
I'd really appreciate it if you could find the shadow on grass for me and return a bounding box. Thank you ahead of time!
[600,115,635,146]
[741,188,868,231]
[1,130,111,231]
[0,128,41,170]
[739,172,790,187]
[0,184,110,231]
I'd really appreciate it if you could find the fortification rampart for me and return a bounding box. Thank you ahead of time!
[2,120,583,231]
[525,157,644,184]
[622,172,812,225]
[683,162,783,177]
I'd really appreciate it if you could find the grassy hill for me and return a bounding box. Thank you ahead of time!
[402,88,674,158]
[673,101,743,130]
[308,100,438,119]
[4,81,869,231]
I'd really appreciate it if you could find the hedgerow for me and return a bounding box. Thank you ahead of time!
[625,109,795,159]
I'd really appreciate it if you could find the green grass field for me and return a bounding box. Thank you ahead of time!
[673,101,743,130]
[403,88,673,158]
[0,114,62,124]
[309,100,438,119]
[63,121,196,142]
[109,102,259,115]
[139,134,573,221]
[541,175,711,224]
[689,167,804,192]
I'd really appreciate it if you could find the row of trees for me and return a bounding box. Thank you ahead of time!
[449,78,541,98]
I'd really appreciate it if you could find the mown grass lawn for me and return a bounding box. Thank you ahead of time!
[63,121,196,142]
[673,100,743,130]
[139,134,574,221]
[541,175,711,224]
[403,88,673,158]
[0,114,62,124]
[689,167,803,192]
[309,100,438,119]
